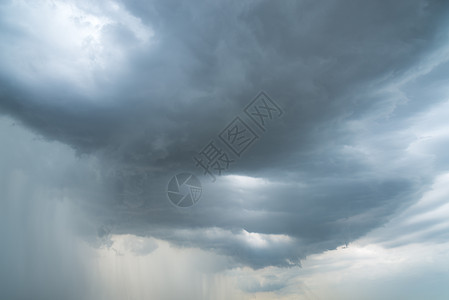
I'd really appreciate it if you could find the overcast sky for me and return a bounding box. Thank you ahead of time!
[1,0,449,299]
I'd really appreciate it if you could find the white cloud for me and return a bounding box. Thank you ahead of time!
[0,0,154,97]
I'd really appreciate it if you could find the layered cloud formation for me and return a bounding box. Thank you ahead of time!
[1,0,449,298]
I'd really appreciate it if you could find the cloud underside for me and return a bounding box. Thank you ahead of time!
[1,0,449,270]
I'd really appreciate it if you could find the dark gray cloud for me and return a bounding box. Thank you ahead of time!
[1,0,449,274]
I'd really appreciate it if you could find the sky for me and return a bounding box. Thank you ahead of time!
[1,0,449,299]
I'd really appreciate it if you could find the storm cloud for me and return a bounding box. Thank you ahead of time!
[1,0,449,298]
